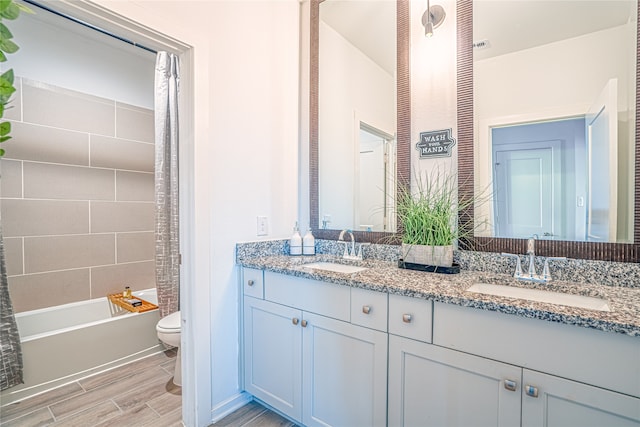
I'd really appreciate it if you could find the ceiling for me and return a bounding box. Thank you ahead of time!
[320,0,396,76]
[319,0,635,69]
[474,0,636,60]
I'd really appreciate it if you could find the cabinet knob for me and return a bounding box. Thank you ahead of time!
[292,317,299,325]
[301,319,308,327]
[402,314,412,323]
[362,305,371,314]
[525,385,539,398]
[247,279,255,287]
[503,379,517,392]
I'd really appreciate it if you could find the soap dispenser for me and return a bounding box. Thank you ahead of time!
[303,227,315,256]
[290,222,302,255]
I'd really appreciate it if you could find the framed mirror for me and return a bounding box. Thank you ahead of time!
[457,0,639,261]
[310,0,410,243]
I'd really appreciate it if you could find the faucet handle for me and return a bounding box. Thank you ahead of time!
[356,243,370,260]
[541,257,567,281]
[343,242,350,257]
[501,253,523,278]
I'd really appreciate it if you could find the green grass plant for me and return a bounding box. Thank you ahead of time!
[396,168,476,247]
[0,0,32,156]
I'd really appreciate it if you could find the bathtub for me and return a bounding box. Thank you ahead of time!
[0,289,162,405]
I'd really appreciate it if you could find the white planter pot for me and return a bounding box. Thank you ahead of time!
[401,244,454,267]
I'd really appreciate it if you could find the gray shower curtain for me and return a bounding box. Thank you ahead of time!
[155,52,180,319]
[0,221,23,390]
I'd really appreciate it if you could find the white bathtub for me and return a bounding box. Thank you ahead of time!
[0,289,162,405]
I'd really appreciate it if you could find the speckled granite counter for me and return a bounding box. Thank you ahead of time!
[237,250,640,338]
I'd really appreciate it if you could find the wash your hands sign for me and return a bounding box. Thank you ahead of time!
[416,128,456,158]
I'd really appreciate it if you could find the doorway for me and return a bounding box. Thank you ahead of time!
[491,117,586,240]
[356,123,395,232]
[3,1,198,424]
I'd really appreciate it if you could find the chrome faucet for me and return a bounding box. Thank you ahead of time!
[338,229,365,260]
[526,235,538,279]
[502,235,566,283]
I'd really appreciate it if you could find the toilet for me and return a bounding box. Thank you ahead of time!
[156,310,182,386]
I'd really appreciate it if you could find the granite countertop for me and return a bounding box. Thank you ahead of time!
[238,254,640,337]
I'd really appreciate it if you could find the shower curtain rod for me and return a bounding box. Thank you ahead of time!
[22,0,158,54]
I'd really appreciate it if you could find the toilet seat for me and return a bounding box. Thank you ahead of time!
[157,310,181,333]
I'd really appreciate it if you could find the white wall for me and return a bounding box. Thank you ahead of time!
[319,20,395,231]
[474,24,635,241]
[410,0,459,184]
[474,25,634,123]
[8,8,155,108]
[40,1,300,426]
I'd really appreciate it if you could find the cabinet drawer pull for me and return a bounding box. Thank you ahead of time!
[247,279,255,287]
[362,305,371,314]
[402,314,412,323]
[504,379,517,392]
[292,318,299,325]
[301,319,308,327]
[525,385,539,398]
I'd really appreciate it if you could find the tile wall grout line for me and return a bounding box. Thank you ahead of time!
[10,118,154,145]
[9,231,140,239]
[7,259,155,278]
[21,236,25,276]
[1,196,154,204]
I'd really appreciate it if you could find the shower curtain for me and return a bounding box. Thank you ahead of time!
[155,52,180,319]
[0,222,23,390]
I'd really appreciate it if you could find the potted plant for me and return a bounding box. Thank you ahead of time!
[396,168,475,268]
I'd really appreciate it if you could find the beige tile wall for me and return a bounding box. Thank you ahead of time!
[1,77,155,313]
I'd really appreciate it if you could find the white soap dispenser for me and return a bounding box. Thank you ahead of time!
[303,227,315,256]
[290,222,302,256]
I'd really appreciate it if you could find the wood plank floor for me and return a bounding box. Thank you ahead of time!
[0,349,182,427]
[1,349,294,427]
[212,401,296,427]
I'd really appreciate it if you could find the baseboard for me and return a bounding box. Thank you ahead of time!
[209,391,253,424]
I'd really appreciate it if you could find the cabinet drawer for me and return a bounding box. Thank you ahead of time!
[351,287,388,332]
[388,293,433,343]
[434,302,640,398]
[242,268,264,299]
[265,271,350,321]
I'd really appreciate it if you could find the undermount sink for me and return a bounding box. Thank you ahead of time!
[302,262,368,274]
[467,283,611,312]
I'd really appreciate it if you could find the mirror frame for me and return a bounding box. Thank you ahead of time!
[310,0,410,243]
[457,0,640,261]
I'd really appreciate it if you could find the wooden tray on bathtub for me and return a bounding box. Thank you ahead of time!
[108,293,158,313]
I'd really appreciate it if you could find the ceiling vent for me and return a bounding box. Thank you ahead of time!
[473,39,491,49]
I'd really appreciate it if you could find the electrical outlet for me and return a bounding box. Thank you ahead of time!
[257,216,268,236]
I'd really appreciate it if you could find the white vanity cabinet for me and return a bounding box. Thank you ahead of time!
[388,301,640,427]
[388,334,522,427]
[241,268,388,427]
[521,369,640,426]
[244,296,302,420]
[242,267,640,427]
[301,311,387,427]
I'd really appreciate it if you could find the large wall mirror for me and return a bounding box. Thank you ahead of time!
[310,0,410,243]
[458,0,639,261]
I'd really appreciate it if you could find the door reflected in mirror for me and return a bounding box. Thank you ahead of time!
[318,0,396,232]
[473,0,636,243]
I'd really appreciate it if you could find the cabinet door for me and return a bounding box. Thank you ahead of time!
[522,369,640,427]
[244,297,302,421]
[388,335,521,427]
[302,312,388,427]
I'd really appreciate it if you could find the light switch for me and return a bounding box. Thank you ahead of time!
[257,216,268,236]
